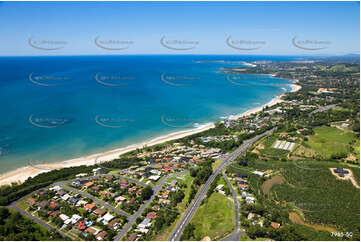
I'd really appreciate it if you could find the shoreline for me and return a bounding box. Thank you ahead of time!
[0,82,302,186]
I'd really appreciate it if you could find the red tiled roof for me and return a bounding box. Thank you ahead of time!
[146,212,157,219]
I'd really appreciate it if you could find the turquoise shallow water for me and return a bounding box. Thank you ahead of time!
[0,55,295,174]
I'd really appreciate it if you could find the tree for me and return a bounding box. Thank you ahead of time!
[141,186,153,200]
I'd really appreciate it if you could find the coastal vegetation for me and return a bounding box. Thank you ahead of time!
[0,207,66,241]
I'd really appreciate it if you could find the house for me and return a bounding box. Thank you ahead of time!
[115,196,126,203]
[49,185,62,191]
[72,180,82,187]
[38,200,49,209]
[170,180,178,187]
[96,231,107,241]
[71,214,82,224]
[152,205,160,211]
[102,213,114,224]
[136,189,143,197]
[216,184,224,190]
[128,233,138,241]
[92,167,106,176]
[136,227,149,234]
[93,208,106,216]
[76,173,87,178]
[59,214,70,221]
[84,181,94,189]
[129,186,137,193]
[49,201,59,209]
[149,175,160,181]
[127,197,136,204]
[92,186,100,191]
[162,168,171,173]
[99,191,108,197]
[138,218,152,229]
[247,213,255,220]
[146,212,157,219]
[333,168,349,178]
[84,203,96,212]
[49,211,60,218]
[271,222,281,229]
[107,218,120,230]
[78,221,86,230]
[120,182,129,188]
[84,227,100,235]
[159,199,171,204]
[252,171,265,177]
[61,193,71,201]
[68,197,80,205]
[246,196,255,204]
[27,197,36,206]
[161,191,169,199]
[105,176,113,182]
[76,200,88,207]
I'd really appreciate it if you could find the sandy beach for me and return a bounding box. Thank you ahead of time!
[0,82,302,186]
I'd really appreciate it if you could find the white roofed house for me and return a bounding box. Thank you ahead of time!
[71,214,82,224]
[115,196,126,203]
[102,213,115,225]
[59,214,69,221]
[138,218,152,229]
[252,171,265,177]
[246,196,255,204]
[149,175,160,181]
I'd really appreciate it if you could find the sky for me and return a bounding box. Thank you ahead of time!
[0,1,359,56]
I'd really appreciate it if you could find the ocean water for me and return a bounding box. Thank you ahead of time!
[0,55,295,174]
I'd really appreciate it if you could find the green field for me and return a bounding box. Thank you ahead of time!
[190,192,235,240]
[305,126,355,159]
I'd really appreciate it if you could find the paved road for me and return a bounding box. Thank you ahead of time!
[6,173,150,238]
[310,104,336,115]
[114,171,186,241]
[8,199,69,239]
[168,128,275,241]
[222,172,239,231]
[61,183,131,218]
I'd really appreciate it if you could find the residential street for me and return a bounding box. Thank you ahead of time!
[168,128,275,241]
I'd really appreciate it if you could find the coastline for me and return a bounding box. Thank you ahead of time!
[0,82,302,186]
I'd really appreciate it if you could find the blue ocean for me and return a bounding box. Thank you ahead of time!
[0,55,295,174]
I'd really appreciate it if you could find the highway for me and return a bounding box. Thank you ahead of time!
[168,128,275,241]
[309,104,336,115]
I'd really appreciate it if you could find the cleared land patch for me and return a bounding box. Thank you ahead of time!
[262,174,283,196]
[190,192,235,241]
[289,212,337,233]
